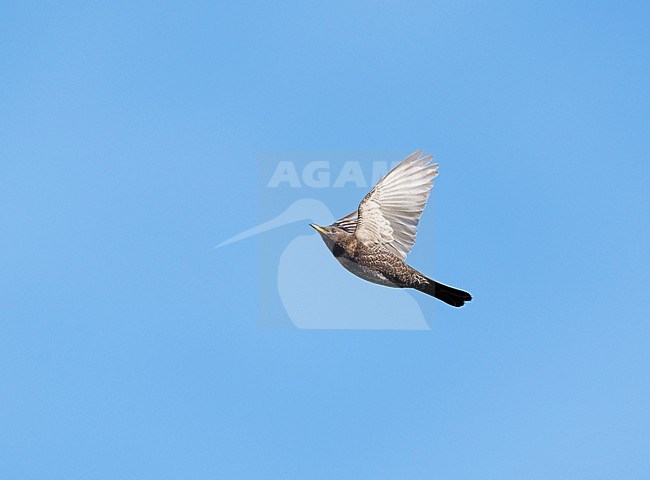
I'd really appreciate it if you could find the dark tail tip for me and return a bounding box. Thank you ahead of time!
[416,279,472,307]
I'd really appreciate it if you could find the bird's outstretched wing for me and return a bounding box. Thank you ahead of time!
[353,151,439,260]
[332,210,358,233]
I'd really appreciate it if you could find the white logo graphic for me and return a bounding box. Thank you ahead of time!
[218,196,430,330]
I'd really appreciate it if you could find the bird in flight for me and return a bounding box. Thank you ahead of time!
[310,151,472,307]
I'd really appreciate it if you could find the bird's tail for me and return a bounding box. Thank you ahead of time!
[414,278,472,307]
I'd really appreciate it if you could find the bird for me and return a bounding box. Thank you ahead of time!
[310,150,472,307]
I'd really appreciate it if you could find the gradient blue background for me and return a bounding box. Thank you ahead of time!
[2,1,649,478]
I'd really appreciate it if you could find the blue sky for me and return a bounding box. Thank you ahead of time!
[1,1,649,478]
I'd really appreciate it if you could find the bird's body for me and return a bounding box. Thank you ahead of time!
[311,151,472,307]
[329,234,425,288]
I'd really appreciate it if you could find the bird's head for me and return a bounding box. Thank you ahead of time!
[309,223,348,250]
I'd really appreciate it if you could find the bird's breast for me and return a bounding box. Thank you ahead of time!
[334,254,400,288]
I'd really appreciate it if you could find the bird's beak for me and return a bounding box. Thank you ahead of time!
[309,223,326,234]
